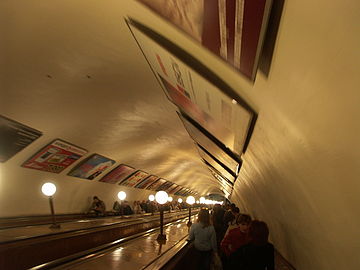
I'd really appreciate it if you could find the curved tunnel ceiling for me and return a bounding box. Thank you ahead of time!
[0,0,235,198]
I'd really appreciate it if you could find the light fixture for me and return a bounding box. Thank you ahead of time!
[155,191,168,205]
[178,198,183,203]
[186,196,195,227]
[155,191,169,241]
[118,191,126,201]
[167,196,173,202]
[148,194,155,215]
[41,182,60,229]
[186,196,195,205]
[117,191,126,217]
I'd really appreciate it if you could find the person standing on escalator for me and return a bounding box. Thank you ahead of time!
[188,209,218,270]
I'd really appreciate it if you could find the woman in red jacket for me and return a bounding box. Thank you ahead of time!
[220,214,252,257]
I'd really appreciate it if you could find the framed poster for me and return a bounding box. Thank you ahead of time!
[22,139,87,173]
[119,170,150,188]
[146,178,167,190]
[197,145,236,182]
[156,181,175,191]
[99,164,136,184]
[135,175,159,189]
[0,115,42,162]
[127,19,257,155]
[68,154,115,180]
[136,0,273,81]
[178,112,241,172]
[208,166,233,195]
[168,184,182,194]
[175,187,187,196]
[183,189,192,196]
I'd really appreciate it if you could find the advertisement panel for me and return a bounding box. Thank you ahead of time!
[146,178,166,190]
[135,175,159,189]
[22,139,87,173]
[0,115,42,162]
[99,164,136,184]
[119,170,150,188]
[136,0,273,81]
[68,154,115,180]
[127,19,256,155]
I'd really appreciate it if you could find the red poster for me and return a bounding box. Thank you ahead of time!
[22,139,87,173]
[119,170,150,188]
[99,164,136,184]
[135,175,159,189]
[168,184,182,194]
[146,178,166,190]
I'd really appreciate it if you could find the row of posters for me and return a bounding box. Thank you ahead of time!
[126,19,258,197]
[19,136,196,195]
[0,115,197,195]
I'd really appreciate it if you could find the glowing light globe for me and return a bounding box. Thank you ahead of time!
[168,196,173,202]
[186,196,195,205]
[178,198,183,203]
[149,194,155,201]
[155,191,168,204]
[118,191,126,200]
[41,183,56,197]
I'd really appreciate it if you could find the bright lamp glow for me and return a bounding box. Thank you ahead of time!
[168,196,173,202]
[199,197,205,204]
[155,191,168,204]
[178,198,183,203]
[149,194,155,201]
[186,196,195,205]
[41,183,56,196]
[118,191,126,200]
[196,200,199,204]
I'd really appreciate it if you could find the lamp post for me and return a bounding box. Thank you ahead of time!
[149,194,155,215]
[167,196,173,213]
[177,198,183,211]
[199,197,205,208]
[118,191,126,217]
[41,183,60,229]
[186,196,195,227]
[155,191,168,241]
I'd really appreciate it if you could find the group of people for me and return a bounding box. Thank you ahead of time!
[188,204,274,270]
[87,196,192,216]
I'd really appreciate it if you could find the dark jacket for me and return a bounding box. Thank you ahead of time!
[228,242,274,270]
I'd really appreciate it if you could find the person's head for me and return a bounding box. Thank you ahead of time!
[236,214,252,232]
[249,220,269,245]
[93,196,99,202]
[198,209,210,227]
[230,203,236,211]
[232,207,240,215]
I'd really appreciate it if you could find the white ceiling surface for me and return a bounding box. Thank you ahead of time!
[1,0,360,269]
